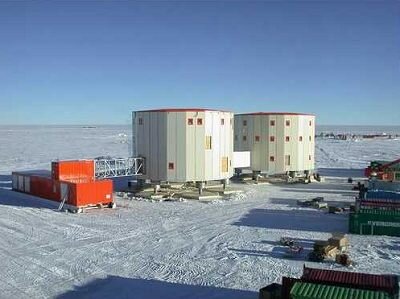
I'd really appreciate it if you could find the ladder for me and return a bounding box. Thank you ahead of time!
[58,185,69,211]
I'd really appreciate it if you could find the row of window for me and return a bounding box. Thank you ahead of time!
[269,155,313,164]
[168,157,230,172]
[169,155,312,169]
[237,135,312,142]
[138,118,312,127]
[242,120,313,127]
[137,118,232,126]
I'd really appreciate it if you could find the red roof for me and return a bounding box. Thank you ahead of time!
[135,108,232,113]
[302,266,398,294]
[236,112,314,116]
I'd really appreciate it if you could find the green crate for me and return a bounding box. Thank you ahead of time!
[349,212,400,236]
[290,282,390,299]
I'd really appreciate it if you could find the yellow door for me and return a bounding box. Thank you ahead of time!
[221,157,228,172]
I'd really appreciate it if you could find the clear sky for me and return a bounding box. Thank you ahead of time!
[0,0,399,125]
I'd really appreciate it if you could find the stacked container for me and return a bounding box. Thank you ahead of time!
[52,160,94,181]
[350,190,400,236]
[290,282,390,299]
[12,160,114,211]
[259,266,399,299]
[301,266,399,297]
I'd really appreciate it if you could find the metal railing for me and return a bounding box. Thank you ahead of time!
[94,157,144,179]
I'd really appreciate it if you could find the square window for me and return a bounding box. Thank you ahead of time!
[270,120,275,126]
[243,136,247,141]
[197,118,203,125]
[285,136,290,142]
[243,120,247,126]
[286,120,290,126]
[299,136,303,142]
[255,136,260,142]
[188,118,194,125]
[168,162,174,170]
[270,156,275,162]
[221,119,225,125]
[138,118,143,125]
[270,136,275,142]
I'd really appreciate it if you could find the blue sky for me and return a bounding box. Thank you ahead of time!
[0,0,399,125]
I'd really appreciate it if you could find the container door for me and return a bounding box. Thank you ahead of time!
[18,176,24,191]
[60,183,69,204]
[24,176,30,193]
[360,223,372,235]
[12,174,18,190]
[221,157,229,173]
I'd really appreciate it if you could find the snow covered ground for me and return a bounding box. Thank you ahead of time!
[0,125,399,299]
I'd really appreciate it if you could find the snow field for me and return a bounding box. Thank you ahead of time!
[0,125,399,298]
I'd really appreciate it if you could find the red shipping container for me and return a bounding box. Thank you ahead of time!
[66,179,113,207]
[281,277,301,299]
[52,160,95,181]
[12,170,113,209]
[30,175,61,201]
[301,266,399,297]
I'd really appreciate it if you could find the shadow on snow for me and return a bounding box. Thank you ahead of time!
[317,168,365,178]
[233,208,348,233]
[56,276,257,299]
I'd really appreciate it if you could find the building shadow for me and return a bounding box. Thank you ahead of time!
[56,276,257,299]
[230,235,323,262]
[268,197,299,207]
[254,237,315,247]
[0,187,59,209]
[111,176,133,192]
[317,168,365,178]
[233,208,348,233]
[0,174,12,189]
[381,241,400,252]
[270,197,353,209]
[281,188,356,197]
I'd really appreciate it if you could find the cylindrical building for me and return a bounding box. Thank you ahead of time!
[234,112,315,175]
[133,109,234,183]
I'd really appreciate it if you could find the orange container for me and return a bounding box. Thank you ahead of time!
[30,176,61,201]
[66,179,113,207]
[12,171,61,202]
[12,170,113,208]
[52,160,95,181]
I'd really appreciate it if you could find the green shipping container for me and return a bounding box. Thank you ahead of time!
[395,172,400,181]
[358,209,400,218]
[290,282,391,299]
[349,211,400,236]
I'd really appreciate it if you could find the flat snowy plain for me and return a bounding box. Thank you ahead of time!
[0,125,399,299]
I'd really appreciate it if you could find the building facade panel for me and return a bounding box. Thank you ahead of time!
[234,112,315,174]
[134,109,233,183]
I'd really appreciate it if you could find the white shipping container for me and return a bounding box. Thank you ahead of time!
[12,174,18,190]
[133,109,234,183]
[234,112,315,174]
[233,151,251,168]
